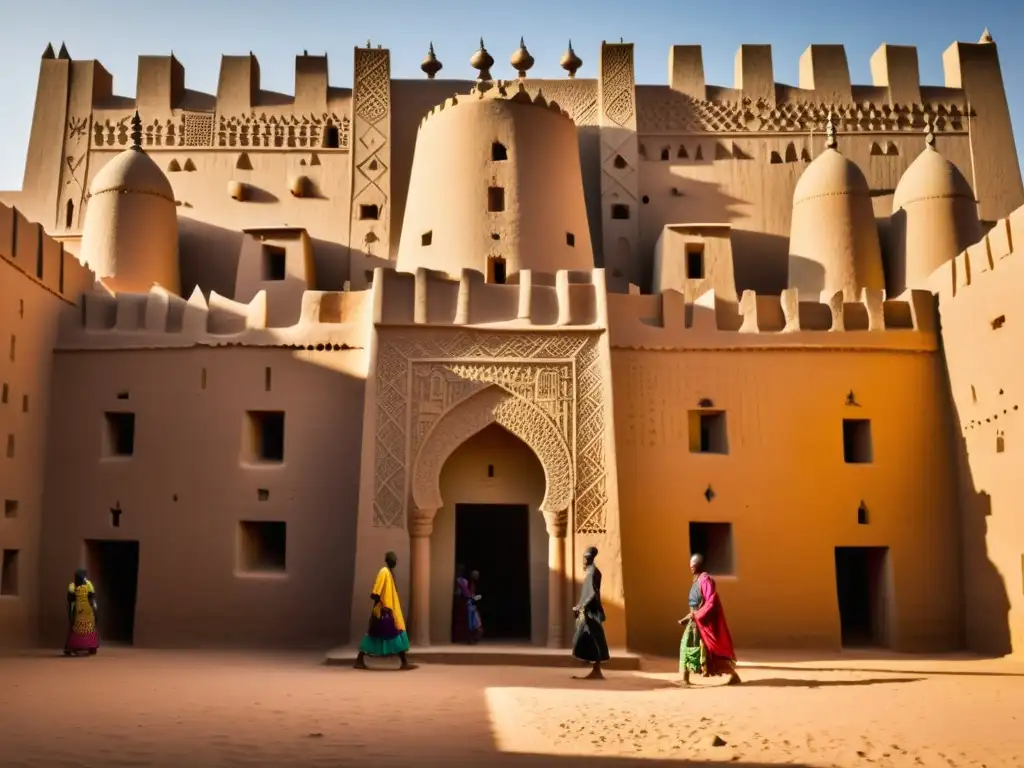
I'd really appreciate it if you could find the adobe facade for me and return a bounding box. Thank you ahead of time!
[0,34,1021,657]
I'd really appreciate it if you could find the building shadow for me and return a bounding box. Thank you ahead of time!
[737,675,924,688]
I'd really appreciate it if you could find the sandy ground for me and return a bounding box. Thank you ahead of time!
[1,649,1023,767]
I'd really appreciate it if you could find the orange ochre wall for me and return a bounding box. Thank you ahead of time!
[611,347,962,656]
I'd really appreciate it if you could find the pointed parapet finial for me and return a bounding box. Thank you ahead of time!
[979,28,994,44]
[57,42,70,60]
[825,110,838,150]
[130,110,143,151]
[560,39,582,78]
[421,41,443,79]
[924,115,936,148]
[42,42,55,60]
[510,36,535,79]
[470,38,495,82]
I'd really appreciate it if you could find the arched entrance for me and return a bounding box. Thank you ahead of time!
[429,424,546,644]
[409,385,573,648]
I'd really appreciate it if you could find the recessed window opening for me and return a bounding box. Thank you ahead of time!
[325,125,340,148]
[116,391,129,400]
[611,203,630,220]
[1,384,7,404]
[110,505,122,528]
[421,231,433,247]
[660,147,670,161]
[237,521,287,574]
[200,367,208,390]
[65,199,75,229]
[1,549,19,596]
[489,257,508,285]
[36,226,43,279]
[359,204,380,221]
[689,522,734,575]
[857,501,869,525]
[261,245,286,281]
[257,488,270,501]
[103,412,136,458]
[641,195,650,204]
[487,464,495,478]
[264,366,272,392]
[491,142,508,161]
[4,499,17,519]
[566,232,575,247]
[689,410,728,454]
[613,154,627,169]
[491,233,500,241]
[686,244,705,279]
[843,419,873,464]
[487,187,505,213]
[992,315,1006,330]
[5,434,14,459]
[21,394,28,413]
[245,411,285,463]
[9,335,15,362]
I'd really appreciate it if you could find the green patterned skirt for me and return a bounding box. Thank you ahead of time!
[679,619,707,674]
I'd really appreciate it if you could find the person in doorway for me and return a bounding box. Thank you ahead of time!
[571,546,610,679]
[64,568,99,656]
[467,569,483,643]
[678,553,741,686]
[354,551,412,670]
[452,564,473,644]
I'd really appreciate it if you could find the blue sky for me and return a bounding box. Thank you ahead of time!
[0,0,1021,190]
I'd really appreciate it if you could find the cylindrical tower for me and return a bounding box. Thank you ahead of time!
[788,120,885,301]
[395,82,594,281]
[890,129,980,293]
[80,113,180,295]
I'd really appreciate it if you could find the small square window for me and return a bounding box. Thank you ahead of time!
[843,419,873,464]
[611,204,630,220]
[566,232,575,247]
[421,231,433,247]
[3,499,17,518]
[237,521,287,574]
[359,204,380,221]
[261,245,286,281]
[103,412,136,458]
[688,410,728,454]
[689,522,734,576]
[244,411,285,463]
[491,142,508,161]
[488,257,507,285]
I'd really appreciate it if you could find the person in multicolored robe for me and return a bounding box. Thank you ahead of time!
[678,553,741,686]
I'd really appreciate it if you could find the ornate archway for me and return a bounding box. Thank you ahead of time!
[411,385,573,515]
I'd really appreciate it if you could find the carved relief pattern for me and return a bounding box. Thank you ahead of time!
[635,88,970,134]
[91,111,350,150]
[412,386,575,515]
[372,331,607,535]
[601,46,637,129]
[351,48,391,253]
[61,114,92,230]
[519,80,599,126]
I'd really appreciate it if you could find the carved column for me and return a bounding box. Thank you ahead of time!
[408,508,435,648]
[543,508,568,648]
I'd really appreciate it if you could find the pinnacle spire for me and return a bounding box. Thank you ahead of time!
[979,28,993,43]
[924,115,936,148]
[130,110,143,151]
[825,111,837,150]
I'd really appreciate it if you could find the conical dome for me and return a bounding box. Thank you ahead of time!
[788,127,885,302]
[80,114,180,294]
[890,139,980,292]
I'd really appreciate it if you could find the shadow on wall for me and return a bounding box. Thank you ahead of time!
[178,217,380,299]
[731,231,792,296]
[784,255,827,299]
[579,126,603,269]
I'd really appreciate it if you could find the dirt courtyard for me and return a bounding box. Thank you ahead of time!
[1,649,1023,767]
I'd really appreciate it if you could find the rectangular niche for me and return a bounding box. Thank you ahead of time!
[244,411,285,463]
[688,410,728,454]
[686,244,705,279]
[843,419,873,464]
[688,522,735,576]
[261,245,286,281]
[1,549,19,596]
[237,521,287,574]
[487,187,505,213]
[103,412,136,458]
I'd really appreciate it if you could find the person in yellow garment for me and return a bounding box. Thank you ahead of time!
[354,551,413,670]
[64,569,99,656]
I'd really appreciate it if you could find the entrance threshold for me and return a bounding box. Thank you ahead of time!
[324,643,641,670]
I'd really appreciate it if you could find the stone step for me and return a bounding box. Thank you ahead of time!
[324,643,642,670]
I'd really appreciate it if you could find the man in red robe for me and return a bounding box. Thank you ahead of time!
[678,553,741,686]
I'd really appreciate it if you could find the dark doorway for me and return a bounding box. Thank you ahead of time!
[455,504,531,641]
[834,546,889,648]
[84,539,140,644]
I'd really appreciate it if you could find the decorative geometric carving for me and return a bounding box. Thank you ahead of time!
[351,48,391,242]
[60,114,91,230]
[91,111,349,150]
[520,80,599,126]
[635,87,970,135]
[601,46,637,129]
[371,330,608,535]
[411,386,573,515]
[354,49,391,125]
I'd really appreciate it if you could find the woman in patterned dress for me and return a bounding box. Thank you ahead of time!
[64,568,99,656]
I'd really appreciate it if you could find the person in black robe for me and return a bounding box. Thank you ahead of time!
[571,546,610,680]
